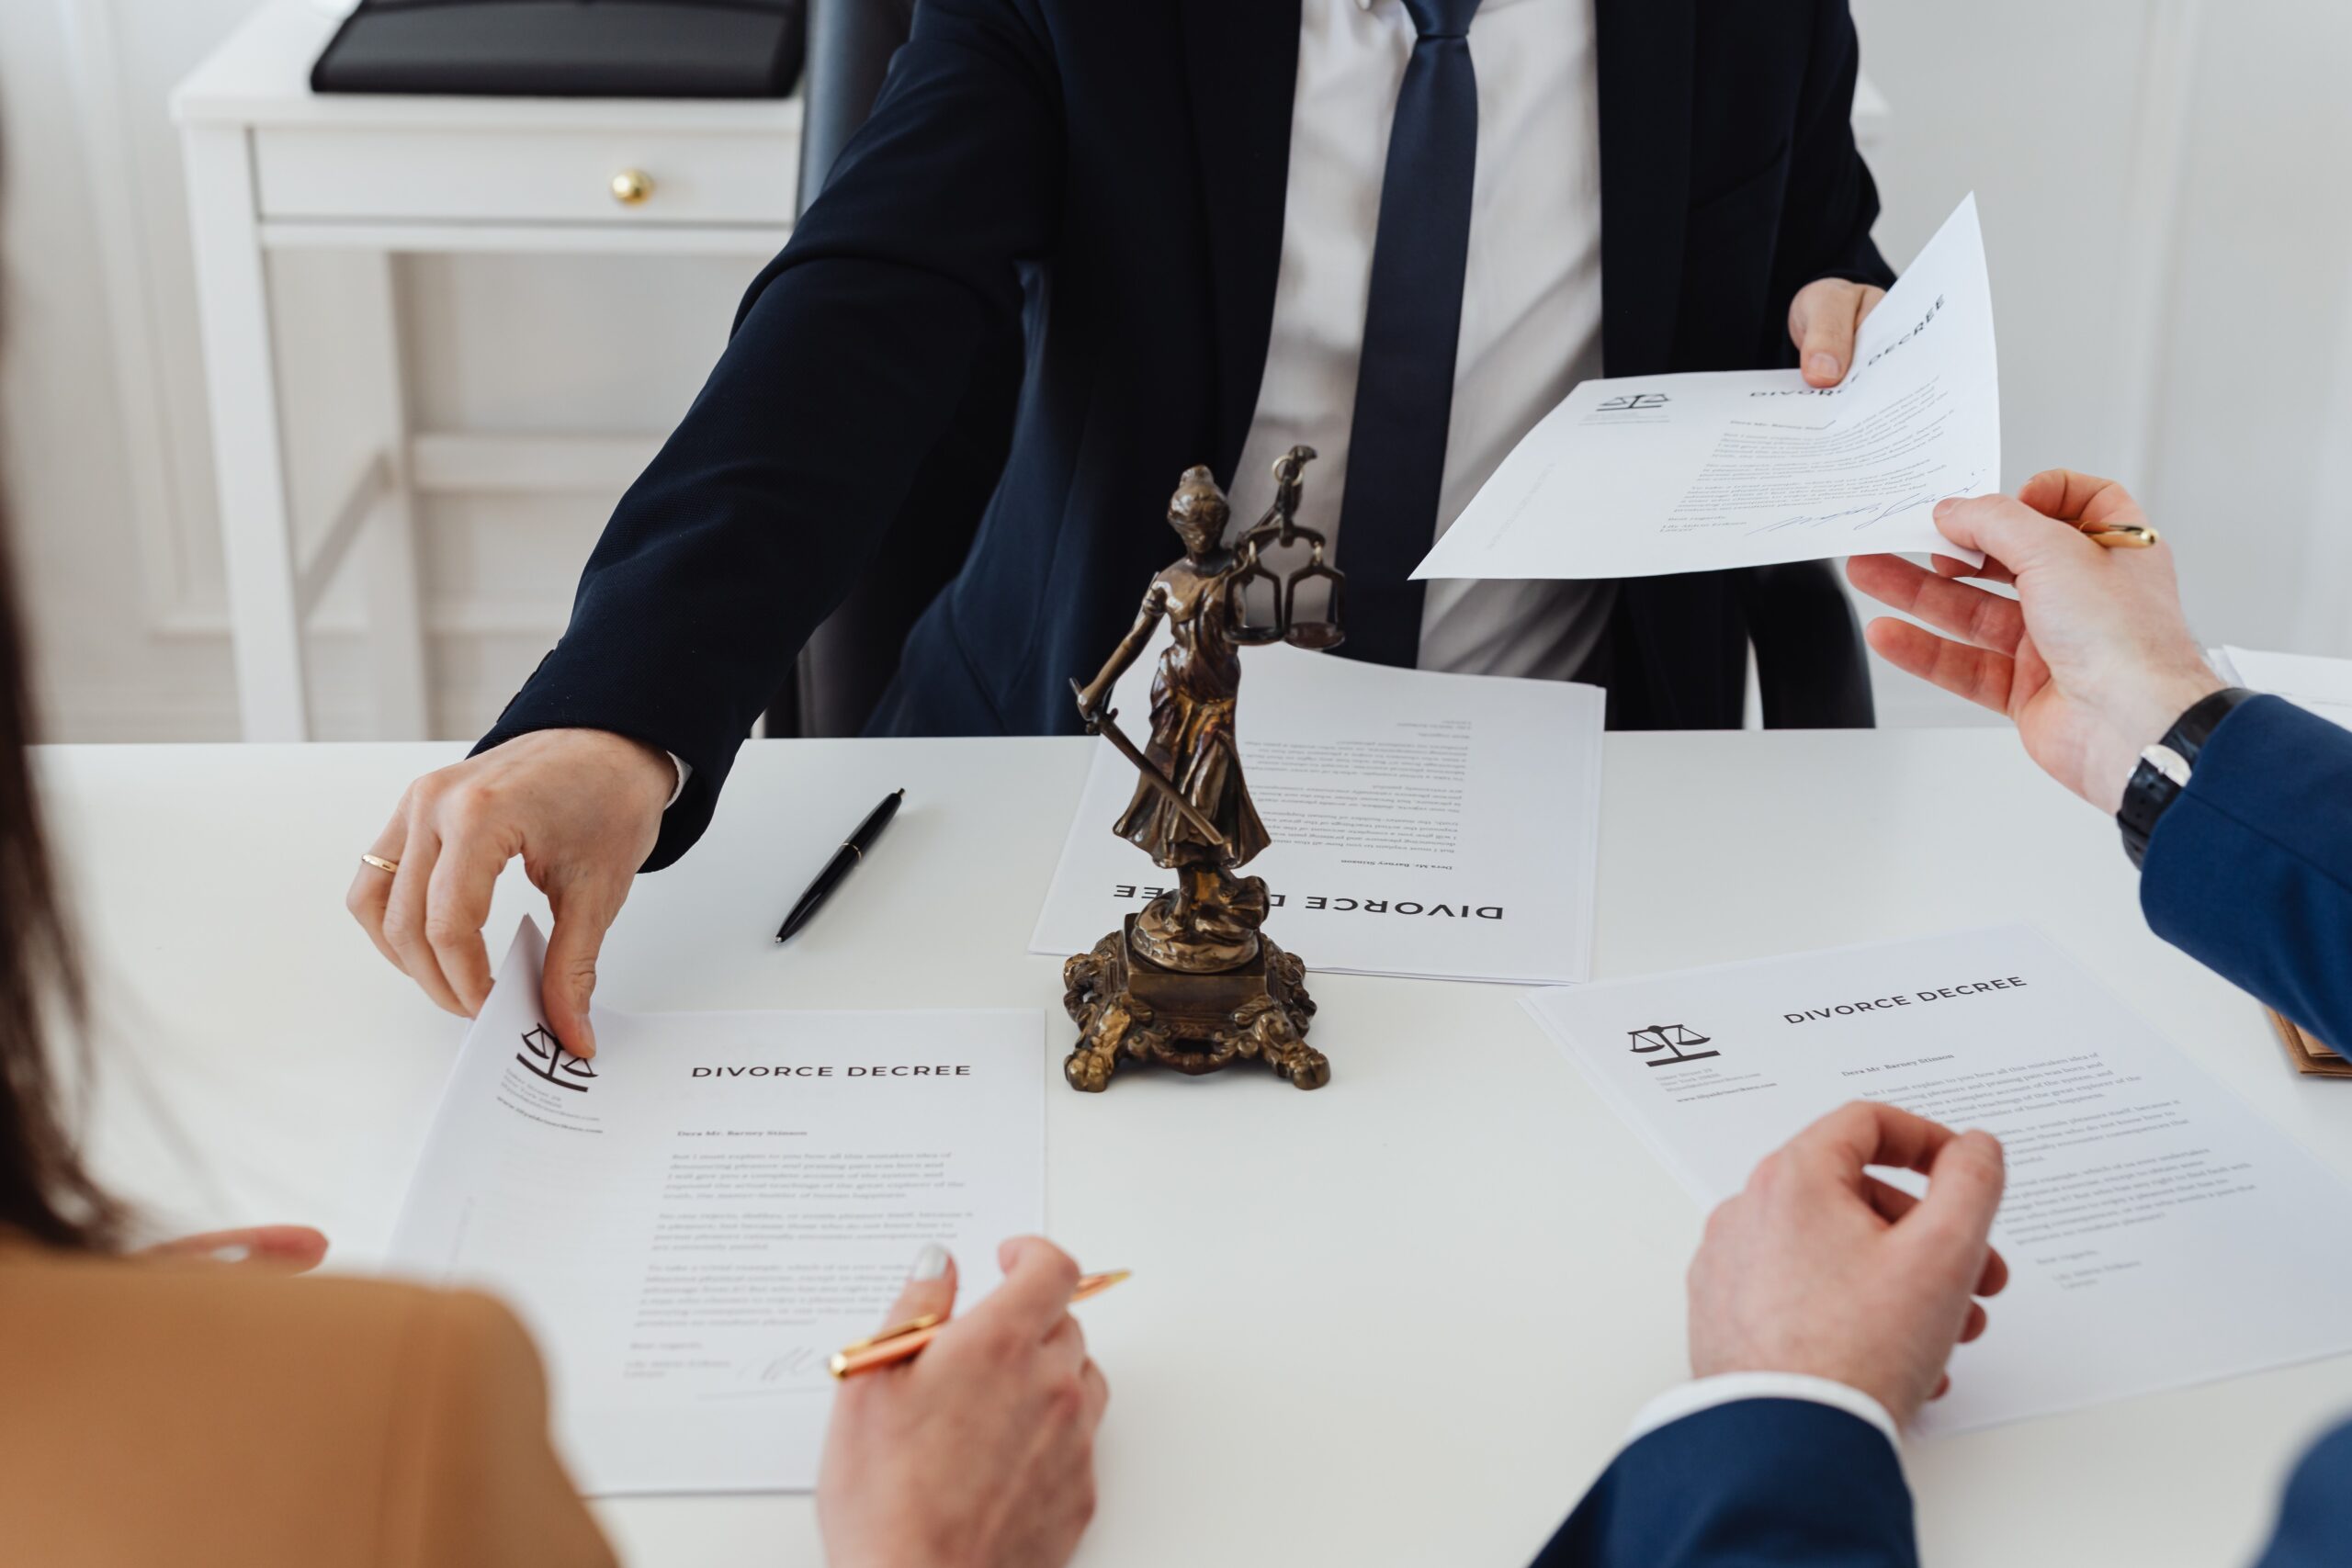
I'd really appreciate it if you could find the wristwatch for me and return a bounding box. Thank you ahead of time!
[2117,687,2258,868]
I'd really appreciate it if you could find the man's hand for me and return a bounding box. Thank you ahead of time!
[1690,1101,2009,1428]
[1847,471,2225,812]
[1789,277,1888,387]
[820,1237,1109,1568]
[345,728,675,1056]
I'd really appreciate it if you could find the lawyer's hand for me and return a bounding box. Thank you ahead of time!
[141,1225,329,1271]
[345,728,674,1057]
[820,1238,1108,1568]
[1847,471,2225,813]
[1789,276,1888,387]
[1689,1101,2009,1428]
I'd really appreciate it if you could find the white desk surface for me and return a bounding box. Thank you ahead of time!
[44,730,2346,1567]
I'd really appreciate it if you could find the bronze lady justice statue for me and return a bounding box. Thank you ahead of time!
[1061,446,1340,1092]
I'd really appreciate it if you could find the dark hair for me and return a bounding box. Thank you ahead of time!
[0,134,124,1251]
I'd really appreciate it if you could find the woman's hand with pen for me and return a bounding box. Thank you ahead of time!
[819,1237,1110,1568]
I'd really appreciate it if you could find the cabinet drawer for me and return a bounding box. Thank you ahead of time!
[254,126,796,225]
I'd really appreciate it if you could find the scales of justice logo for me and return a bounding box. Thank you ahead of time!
[1628,1023,1719,1067]
[515,1023,598,1092]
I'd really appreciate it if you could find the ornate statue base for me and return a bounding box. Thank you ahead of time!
[1062,909,1327,1093]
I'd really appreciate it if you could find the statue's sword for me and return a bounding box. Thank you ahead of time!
[1069,679,1229,852]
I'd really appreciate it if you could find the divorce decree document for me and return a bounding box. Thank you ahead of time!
[1029,634,1604,985]
[386,920,1045,1494]
[1527,926,2352,1435]
[1414,194,1998,581]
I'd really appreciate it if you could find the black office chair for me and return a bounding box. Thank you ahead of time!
[770,0,1023,738]
[1743,562,1876,728]
[767,0,1873,734]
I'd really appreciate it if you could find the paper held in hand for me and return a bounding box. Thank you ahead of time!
[385,919,1046,1495]
[1030,636,1604,986]
[1413,193,1997,581]
[1526,926,2352,1435]
[2213,645,2352,732]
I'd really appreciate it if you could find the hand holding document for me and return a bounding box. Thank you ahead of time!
[1528,927,2352,1434]
[1031,635,1605,985]
[387,920,1046,1494]
[1415,194,1997,581]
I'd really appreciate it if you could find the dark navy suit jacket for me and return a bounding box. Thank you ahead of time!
[1532,694,2352,1566]
[479,0,1893,871]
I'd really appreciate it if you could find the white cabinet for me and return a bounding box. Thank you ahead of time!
[174,0,799,739]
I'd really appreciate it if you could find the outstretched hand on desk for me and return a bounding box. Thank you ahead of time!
[820,1237,1108,1568]
[346,728,673,1057]
[1690,1102,2008,1427]
[1848,471,2224,813]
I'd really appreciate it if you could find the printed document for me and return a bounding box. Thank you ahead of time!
[387,920,1046,1494]
[1414,194,1998,581]
[1030,637,1604,985]
[1527,926,2352,1434]
[2216,645,2352,731]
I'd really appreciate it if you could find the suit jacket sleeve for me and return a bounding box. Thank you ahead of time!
[475,0,1063,870]
[1769,0,1894,310]
[2255,1421,2352,1568]
[2139,695,2352,1050]
[1531,1400,1917,1568]
[383,1290,618,1568]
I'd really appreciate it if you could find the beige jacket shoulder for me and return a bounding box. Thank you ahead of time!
[0,1247,616,1568]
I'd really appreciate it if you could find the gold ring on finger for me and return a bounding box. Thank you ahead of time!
[360,853,400,874]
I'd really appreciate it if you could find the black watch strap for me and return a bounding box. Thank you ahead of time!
[2118,686,2258,868]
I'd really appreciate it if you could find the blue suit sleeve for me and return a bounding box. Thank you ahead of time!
[2139,695,2352,1050]
[475,0,1063,870]
[2254,1421,2352,1567]
[1531,1400,1917,1568]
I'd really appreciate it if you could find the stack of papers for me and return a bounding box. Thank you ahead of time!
[1030,637,1604,986]
[1413,194,1997,581]
[388,921,1046,1495]
[2214,645,2352,731]
[1527,927,2352,1435]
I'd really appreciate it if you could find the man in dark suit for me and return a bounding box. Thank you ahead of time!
[349,0,1896,1048]
[1536,471,2352,1566]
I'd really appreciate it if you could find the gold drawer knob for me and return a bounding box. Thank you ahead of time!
[609,169,654,207]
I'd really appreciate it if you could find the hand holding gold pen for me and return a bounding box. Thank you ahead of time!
[831,1269,1132,1378]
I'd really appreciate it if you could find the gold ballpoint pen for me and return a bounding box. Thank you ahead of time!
[830,1269,1131,1378]
[2077,519,2159,549]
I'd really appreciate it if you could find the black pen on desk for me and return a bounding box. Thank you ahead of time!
[775,788,905,943]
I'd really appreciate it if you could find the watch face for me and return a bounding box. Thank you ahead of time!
[2140,742,2192,790]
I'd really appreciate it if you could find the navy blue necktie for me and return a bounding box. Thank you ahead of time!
[1335,0,1482,669]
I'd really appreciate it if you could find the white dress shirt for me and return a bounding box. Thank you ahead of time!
[1228,0,1617,681]
[1625,1372,1902,1451]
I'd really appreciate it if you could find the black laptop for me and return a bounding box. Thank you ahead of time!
[311,0,806,97]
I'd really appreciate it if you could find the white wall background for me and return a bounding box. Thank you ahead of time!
[3,0,2347,742]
